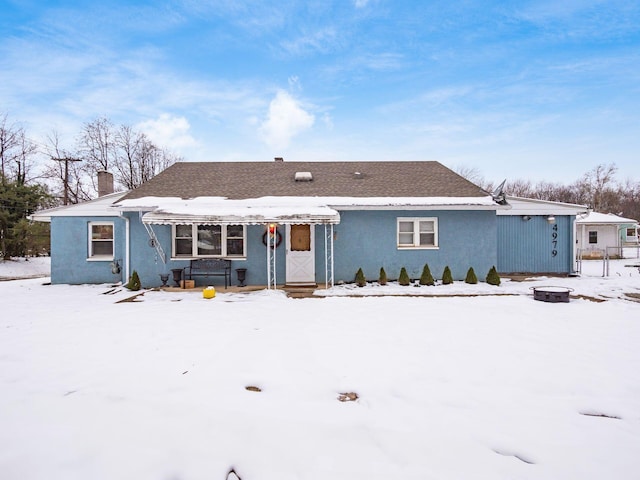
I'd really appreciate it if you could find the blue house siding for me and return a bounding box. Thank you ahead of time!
[50,216,126,284]
[331,209,497,283]
[125,210,498,287]
[50,209,500,287]
[127,220,279,288]
[497,215,574,274]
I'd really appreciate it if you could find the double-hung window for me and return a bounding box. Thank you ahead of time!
[88,222,114,259]
[588,231,598,244]
[397,217,438,249]
[173,224,246,258]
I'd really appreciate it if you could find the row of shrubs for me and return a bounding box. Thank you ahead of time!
[354,264,501,287]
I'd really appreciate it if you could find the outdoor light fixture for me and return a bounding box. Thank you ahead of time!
[546,215,556,224]
[110,259,121,274]
[522,215,532,221]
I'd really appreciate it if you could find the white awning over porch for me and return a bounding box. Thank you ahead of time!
[125,197,340,225]
[142,208,340,225]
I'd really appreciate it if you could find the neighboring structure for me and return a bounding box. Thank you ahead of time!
[496,196,589,274]
[31,160,589,287]
[576,212,639,258]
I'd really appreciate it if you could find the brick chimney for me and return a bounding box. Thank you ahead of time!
[97,171,114,196]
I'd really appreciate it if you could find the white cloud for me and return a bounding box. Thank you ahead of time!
[279,27,341,56]
[322,112,334,130]
[259,90,315,150]
[354,0,370,8]
[136,113,196,149]
[288,76,302,91]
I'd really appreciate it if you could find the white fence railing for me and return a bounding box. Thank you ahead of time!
[576,246,640,276]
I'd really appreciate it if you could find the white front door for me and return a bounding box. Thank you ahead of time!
[286,224,316,285]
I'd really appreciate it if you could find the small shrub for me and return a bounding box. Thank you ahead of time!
[465,267,478,284]
[126,270,141,291]
[441,266,453,285]
[355,268,366,287]
[486,266,501,286]
[419,264,435,286]
[398,267,411,286]
[378,267,387,285]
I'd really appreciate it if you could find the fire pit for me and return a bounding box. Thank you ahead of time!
[531,286,573,303]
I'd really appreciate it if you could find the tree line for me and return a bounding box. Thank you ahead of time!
[1,113,182,258]
[458,163,640,222]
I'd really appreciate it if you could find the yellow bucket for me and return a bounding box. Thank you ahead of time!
[203,286,216,299]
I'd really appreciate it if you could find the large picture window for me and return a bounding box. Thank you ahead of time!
[397,217,438,249]
[173,224,245,258]
[88,222,114,259]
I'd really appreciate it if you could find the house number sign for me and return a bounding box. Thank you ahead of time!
[551,223,558,257]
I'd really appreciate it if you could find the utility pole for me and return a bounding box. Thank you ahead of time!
[52,157,81,205]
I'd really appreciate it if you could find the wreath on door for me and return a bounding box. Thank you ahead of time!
[262,230,283,248]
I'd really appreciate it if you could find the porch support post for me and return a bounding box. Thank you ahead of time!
[324,223,334,289]
[266,226,271,289]
[324,224,328,289]
[330,224,334,287]
[266,224,277,290]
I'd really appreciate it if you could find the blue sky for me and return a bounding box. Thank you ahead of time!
[2,0,639,184]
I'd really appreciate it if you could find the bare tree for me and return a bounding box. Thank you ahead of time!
[617,178,640,221]
[42,130,91,204]
[74,116,181,194]
[575,163,618,211]
[113,124,181,190]
[15,131,39,185]
[78,116,115,193]
[504,179,534,197]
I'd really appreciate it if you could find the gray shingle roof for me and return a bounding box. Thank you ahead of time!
[121,161,488,200]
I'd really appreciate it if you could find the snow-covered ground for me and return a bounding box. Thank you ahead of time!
[0,256,51,280]
[1,255,639,480]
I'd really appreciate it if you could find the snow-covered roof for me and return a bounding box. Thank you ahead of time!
[576,211,638,225]
[115,195,502,225]
[29,191,128,222]
[497,196,588,216]
[132,197,341,225]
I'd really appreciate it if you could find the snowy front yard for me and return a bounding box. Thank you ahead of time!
[1,258,640,479]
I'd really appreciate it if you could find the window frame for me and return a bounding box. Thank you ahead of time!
[88,221,114,260]
[625,227,637,242]
[588,231,598,244]
[397,217,439,249]
[172,224,246,259]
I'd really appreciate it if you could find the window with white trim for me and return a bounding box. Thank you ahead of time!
[172,224,246,258]
[625,227,638,242]
[397,217,438,248]
[88,222,114,259]
[588,231,598,244]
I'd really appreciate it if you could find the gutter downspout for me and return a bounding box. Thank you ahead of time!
[572,217,578,274]
[120,212,130,283]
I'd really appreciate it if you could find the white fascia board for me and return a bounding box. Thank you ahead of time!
[497,196,589,216]
[29,191,128,222]
[334,203,508,211]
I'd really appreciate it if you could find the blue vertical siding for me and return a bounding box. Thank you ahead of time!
[497,215,574,274]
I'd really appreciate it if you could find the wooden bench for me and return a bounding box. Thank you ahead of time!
[185,259,231,288]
